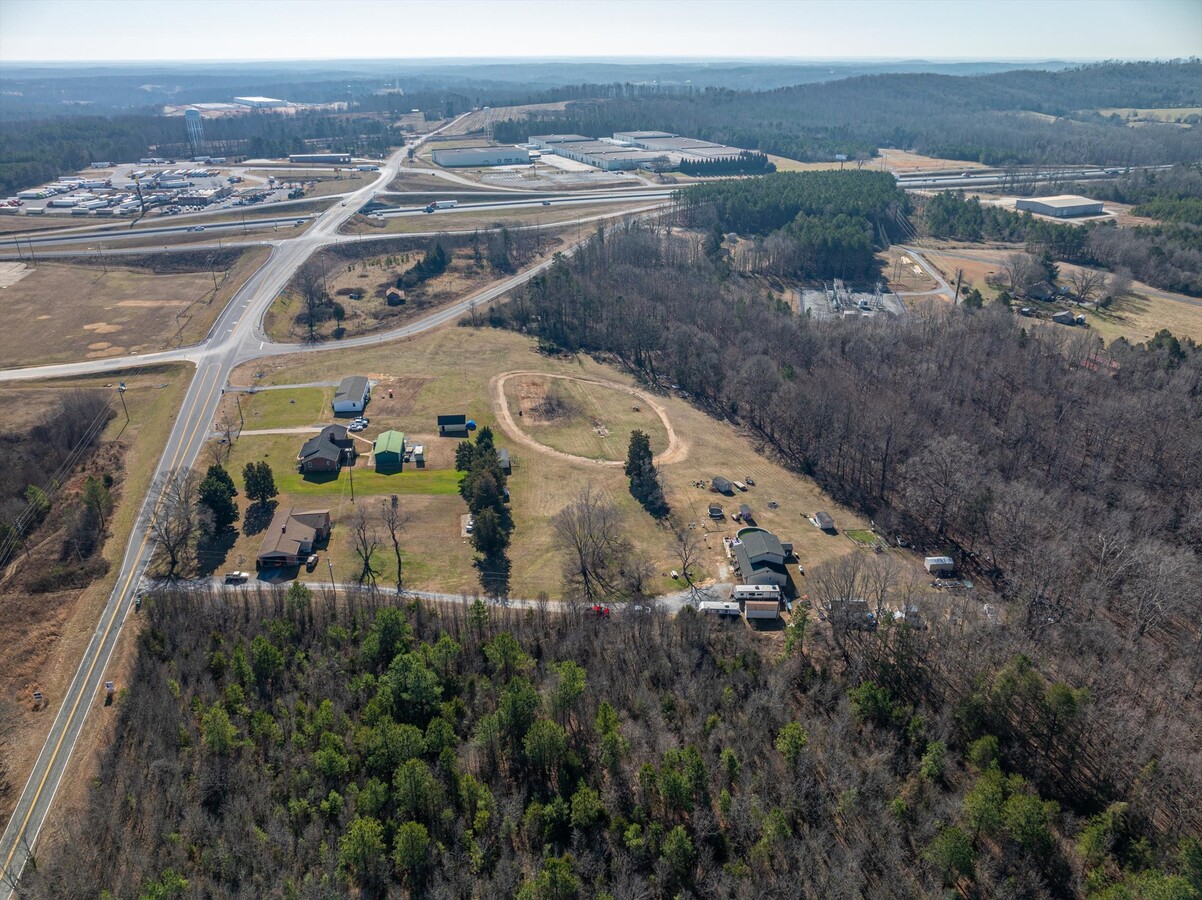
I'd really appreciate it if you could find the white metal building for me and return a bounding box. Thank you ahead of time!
[432,147,531,167]
[1015,195,1105,218]
[924,556,955,575]
[332,376,371,414]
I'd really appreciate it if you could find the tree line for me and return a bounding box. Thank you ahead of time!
[494,61,1202,168]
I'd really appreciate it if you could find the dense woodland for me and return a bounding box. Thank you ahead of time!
[23,571,1202,898]
[496,61,1202,168]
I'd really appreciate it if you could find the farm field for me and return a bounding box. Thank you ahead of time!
[0,247,269,368]
[0,363,191,827]
[209,327,899,600]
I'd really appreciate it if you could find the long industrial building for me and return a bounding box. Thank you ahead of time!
[529,131,756,171]
[431,146,531,167]
[289,153,352,164]
[1015,195,1105,218]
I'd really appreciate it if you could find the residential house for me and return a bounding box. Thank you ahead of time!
[256,507,331,568]
[731,527,789,587]
[297,425,356,474]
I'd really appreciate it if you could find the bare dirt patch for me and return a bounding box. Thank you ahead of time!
[1,247,268,368]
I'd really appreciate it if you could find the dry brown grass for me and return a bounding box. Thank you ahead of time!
[441,102,573,136]
[503,373,669,462]
[264,231,575,343]
[875,149,990,173]
[0,248,268,367]
[216,328,905,601]
[0,364,191,826]
[361,200,658,236]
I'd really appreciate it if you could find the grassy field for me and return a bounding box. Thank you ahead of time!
[1094,106,1201,123]
[0,247,268,367]
[503,373,669,462]
[875,149,990,172]
[359,199,658,236]
[388,170,466,192]
[0,363,192,827]
[210,327,900,600]
[232,386,335,429]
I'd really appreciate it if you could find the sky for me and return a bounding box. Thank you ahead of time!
[1,0,1200,63]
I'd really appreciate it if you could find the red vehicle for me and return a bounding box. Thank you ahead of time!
[587,605,611,619]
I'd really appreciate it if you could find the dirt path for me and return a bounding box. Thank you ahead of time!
[490,371,688,468]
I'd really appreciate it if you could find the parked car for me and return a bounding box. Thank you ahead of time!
[305,554,319,572]
[224,571,249,583]
[348,422,365,432]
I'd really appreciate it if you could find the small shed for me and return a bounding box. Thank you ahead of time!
[712,476,733,495]
[739,503,753,521]
[1051,310,1076,325]
[412,444,425,467]
[924,556,955,575]
[744,600,780,621]
[497,448,511,474]
[373,430,406,470]
[438,414,468,437]
[386,288,405,306]
[814,511,835,531]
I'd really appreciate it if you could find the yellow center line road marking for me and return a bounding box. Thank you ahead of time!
[0,362,223,884]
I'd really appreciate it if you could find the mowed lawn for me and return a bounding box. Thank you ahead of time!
[504,374,669,462]
[230,386,336,430]
[213,327,914,601]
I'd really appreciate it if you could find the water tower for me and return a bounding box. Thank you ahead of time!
[184,108,204,154]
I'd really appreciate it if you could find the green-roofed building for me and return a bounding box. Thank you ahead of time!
[373,430,405,470]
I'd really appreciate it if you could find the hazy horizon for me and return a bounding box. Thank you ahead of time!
[2,0,1199,64]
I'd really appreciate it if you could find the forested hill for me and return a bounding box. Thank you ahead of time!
[496,60,1202,167]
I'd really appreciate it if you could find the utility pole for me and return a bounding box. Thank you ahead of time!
[235,392,244,429]
[953,268,964,304]
[116,382,129,425]
[327,559,336,600]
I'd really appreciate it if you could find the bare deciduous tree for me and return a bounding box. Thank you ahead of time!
[1069,267,1108,308]
[350,505,381,586]
[379,496,408,594]
[672,526,705,599]
[147,470,199,579]
[552,485,632,604]
[1001,251,1041,298]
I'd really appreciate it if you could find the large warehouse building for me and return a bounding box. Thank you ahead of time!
[431,146,531,167]
[530,130,756,171]
[289,153,352,164]
[1015,195,1105,218]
